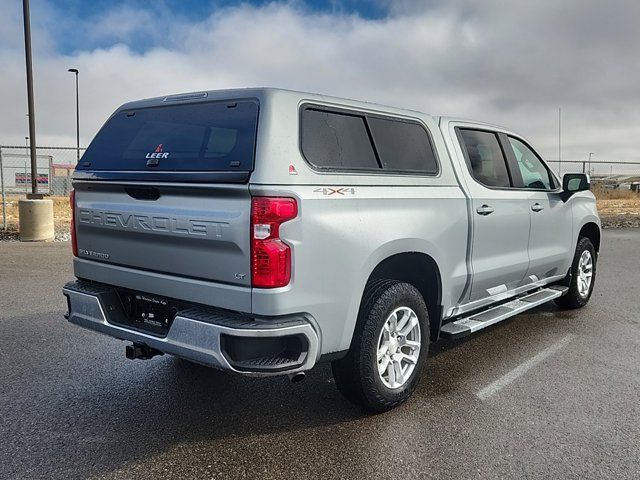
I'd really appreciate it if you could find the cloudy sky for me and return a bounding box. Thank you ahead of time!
[1,0,639,172]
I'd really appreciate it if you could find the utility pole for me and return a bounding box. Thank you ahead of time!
[22,0,39,198]
[18,0,54,242]
[68,68,80,161]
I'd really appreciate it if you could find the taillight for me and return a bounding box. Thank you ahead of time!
[70,190,78,257]
[251,197,298,288]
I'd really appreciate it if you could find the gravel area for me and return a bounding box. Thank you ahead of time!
[0,226,71,242]
[600,214,640,228]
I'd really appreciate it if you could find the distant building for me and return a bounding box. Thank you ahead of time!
[593,175,640,192]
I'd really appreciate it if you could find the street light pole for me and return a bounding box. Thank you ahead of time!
[558,107,562,176]
[22,0,39,197]
[68,68,80,161]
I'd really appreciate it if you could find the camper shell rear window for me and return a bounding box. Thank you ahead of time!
[78,99,259,173]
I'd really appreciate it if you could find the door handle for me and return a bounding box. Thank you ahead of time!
[531,203,544,212]
[476,204,494,216]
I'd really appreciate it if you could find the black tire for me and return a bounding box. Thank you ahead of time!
[332,280,429,412]
[555,236,597,309]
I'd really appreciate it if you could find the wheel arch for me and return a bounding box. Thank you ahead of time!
[579,222,601,253]
[361,252,443,342]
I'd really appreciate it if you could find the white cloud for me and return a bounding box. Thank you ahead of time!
[1,0,639,173]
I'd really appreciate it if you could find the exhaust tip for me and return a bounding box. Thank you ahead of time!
[288,372,306,383]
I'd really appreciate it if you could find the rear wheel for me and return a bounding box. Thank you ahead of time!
[555,236,596,309]
[332,280,429,412]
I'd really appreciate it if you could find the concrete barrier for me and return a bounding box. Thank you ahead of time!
[18,198,54,241]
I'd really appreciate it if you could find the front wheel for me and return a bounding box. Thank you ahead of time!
[555,236,597,309]
[332,280,429,412]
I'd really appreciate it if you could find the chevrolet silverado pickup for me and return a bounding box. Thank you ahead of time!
[63,88,600,411]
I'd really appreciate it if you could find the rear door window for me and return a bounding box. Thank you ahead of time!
[79,100,259,172]
[458,129,511,188]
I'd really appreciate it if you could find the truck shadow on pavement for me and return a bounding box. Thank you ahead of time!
[416,301,586,399]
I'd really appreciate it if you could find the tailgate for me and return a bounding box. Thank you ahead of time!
[74,182,251,289]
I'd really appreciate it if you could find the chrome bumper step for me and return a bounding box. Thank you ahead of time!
[62,280,319,375]
[440,286,568,339]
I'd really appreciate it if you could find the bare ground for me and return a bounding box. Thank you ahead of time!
[594,187,640,228]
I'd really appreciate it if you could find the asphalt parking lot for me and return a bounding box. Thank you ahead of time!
[1,229,639,479]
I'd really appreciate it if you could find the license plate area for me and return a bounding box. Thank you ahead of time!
[116,289,178,336]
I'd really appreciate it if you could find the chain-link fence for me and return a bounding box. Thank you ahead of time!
[0,145,84,231]
[546,159,640,177]
[2,144,640,231]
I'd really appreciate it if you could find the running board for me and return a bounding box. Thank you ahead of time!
[440,286,568,339]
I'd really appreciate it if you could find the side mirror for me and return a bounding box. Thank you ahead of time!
[561,173,590,201]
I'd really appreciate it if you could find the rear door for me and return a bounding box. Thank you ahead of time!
[455,128,531,303]
[73,98,258,298]
[505,136,574,281]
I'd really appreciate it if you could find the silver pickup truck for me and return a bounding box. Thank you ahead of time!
[63,88,600,411]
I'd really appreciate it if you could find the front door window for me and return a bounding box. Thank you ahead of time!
[509,137,553,190]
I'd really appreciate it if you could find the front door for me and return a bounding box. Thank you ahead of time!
[505,136,574,282]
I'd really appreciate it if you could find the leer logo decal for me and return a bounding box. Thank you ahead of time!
[146,143,169,159]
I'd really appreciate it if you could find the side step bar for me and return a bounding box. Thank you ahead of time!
[440,286,568,339]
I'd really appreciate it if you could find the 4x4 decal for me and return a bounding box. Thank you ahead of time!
[313,187,356,196]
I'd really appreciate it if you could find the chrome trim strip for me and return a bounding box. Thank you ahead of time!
[445,273,566,319]
[63,287,319,376]
[486,284,508,296]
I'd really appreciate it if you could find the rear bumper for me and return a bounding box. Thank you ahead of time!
[62,280,319,376]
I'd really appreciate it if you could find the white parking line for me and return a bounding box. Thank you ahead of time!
[476,334,575,401]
